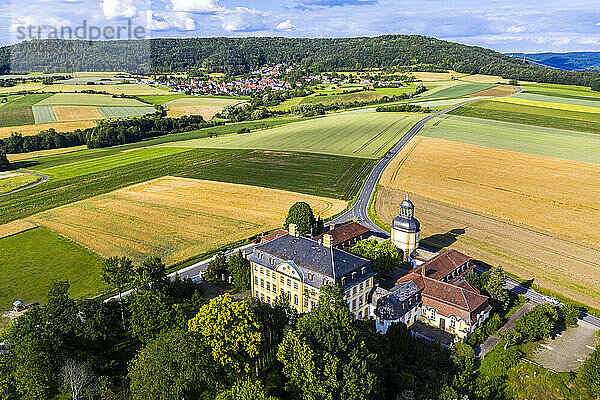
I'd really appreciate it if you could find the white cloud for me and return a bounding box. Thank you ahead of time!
[145,10,196,31]
[276,19,295,31]
[103,0,137,19]
[554,38,570,45]
[596,22,600,26]
[9,15,71,33]
[220,7,265,32]
[506,25,525,33]
[170,0,222,13]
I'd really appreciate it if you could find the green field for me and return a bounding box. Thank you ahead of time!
[0,172,41,194]
[2,149,373,225]
[0,227,105,312]
[448,99,600,134]
[420,83,495,99]
[521,82,600,98]
[36,93,148,107]
[161,112,425,159]
[0,93,53,127]
[513,92,600,108]
[138,94,191,105]
[31,105,57,124]
[98,106,157,119]
[419,115,600,164]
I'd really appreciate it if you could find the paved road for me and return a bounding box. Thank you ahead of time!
[0,170,49,197]
[478,301,535,357]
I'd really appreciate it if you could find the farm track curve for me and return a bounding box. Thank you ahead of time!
[0,170,50,197]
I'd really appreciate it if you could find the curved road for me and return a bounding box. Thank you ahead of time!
[0,170,50,197]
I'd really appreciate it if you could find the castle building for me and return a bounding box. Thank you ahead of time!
[391,197,420,263]
[249,224,376,319]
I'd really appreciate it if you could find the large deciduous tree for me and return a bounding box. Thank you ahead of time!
[350,239,401,276]
[228,250,251,290]
[60,358,95,400]
[0,152,10,171]
[485,266,510,311]
[215,379,277,400]
[284,202,316,236]
[132,256,168,292]
[101,256,133,330]
[188,294,261,376]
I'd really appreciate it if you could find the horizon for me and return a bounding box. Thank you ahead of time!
[1,0,599,53]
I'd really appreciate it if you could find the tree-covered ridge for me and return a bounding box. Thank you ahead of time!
[1,35,599,88]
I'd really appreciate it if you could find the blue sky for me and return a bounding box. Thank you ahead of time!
[1,0,600,52]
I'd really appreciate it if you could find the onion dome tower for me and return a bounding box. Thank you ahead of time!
[391,195,420,263]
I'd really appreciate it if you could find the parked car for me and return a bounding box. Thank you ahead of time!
[543,296,560,306]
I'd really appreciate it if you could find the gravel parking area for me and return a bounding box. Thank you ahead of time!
[531,320,598,372]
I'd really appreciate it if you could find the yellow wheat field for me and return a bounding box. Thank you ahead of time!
[0,220,37,239]
[380,136,600,247]
[492,96,600,114]
[27,177,348,265]
[0,121,96,139]
[0,83,45,94]
[7,145,88,162]
[52,106,104,121]
[166,105,224,120]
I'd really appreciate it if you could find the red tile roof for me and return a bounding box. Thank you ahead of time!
[412,249,472,281]
[259,229,288,245]
[397,272,490,324]
[313,221,370,247]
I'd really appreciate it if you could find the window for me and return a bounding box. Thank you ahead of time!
[294,282,298,290]
[254,265,258,271]
[308,273,314,281]
[365,279,370,288]
[352,299,356,310]
[353,286,357,295]
[430,309,437,320]
[358,310,363,319]
[254,277,258,285]
[266,282,270,291]
[272,285,277,293]
[260,267,263,274]
[270,258,275,265]
[359,282,364,291]
[304,298,308,307]
[260,279,264,288]
[402,303,406,310]
[265,270,270,278]
[287,278,291,287]
[267,297,271,304]
[294,294,298,305]
[281,288,285,295]
[260,293,264,301]
[280,276,284,284]
[378,318,384,326]
[450,318,456,329]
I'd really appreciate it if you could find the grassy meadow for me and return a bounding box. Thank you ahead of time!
[0,93,53,127]
[162,111,425,159]
[0,227,105,312]
[0,172,41,194]
[28,177,347,265]
[420,83,496,99]
[419,115,600,164]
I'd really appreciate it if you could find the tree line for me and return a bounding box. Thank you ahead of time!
[2,36,600,89]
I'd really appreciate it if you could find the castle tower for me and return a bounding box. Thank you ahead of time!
[391,195,420,263]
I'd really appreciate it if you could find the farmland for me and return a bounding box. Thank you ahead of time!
[448,100,600,134]
[419,115,600,164]
[38,83,169,95]
[0,171,41,194]
[0,227,105,312]
[379,136,600,247]
[98,106,156,118]
[420,83,496,99]
[164,96,245,120]
[374,188,600,310]
[0,121,97,139]
[0,94,53,127]
[508,92,600,110]
[31,106,57,123]
[163,111,425,159]
[51,106,103,121]
[27,177,348,265]
[0,149,373,224]
[36,93,149,107]
[520,82,600,98]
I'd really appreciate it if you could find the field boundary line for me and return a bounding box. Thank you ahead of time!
[0,170,49,197]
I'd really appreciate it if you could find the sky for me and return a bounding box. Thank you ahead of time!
[1,0,600,53]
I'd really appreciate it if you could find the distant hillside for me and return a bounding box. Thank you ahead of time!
[507,52,600,71]
[1,36,599,88]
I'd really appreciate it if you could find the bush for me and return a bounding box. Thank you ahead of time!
[559,302,580,327]
[237,127,251,134]
[466,313,503,347]
[0,152,10,171]
[514,303,558,343]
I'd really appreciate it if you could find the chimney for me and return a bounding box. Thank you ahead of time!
[289,224,298,237]
[323,234,333,248]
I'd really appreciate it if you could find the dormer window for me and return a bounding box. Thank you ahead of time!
[341,277,346,286]
[361,267,366,274]
[352,272,357,280]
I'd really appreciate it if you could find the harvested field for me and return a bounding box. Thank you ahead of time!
[28,177,348,265]
[0,220,36,239]
[7,146,88,162]
[97,106,156,119]
[411,72,467,81]
[0,121,96,139]
[38,83,168,95]
[467,85,517,97]
[459,74,512,84]
[52,106,103,121]
[166,105,224,120]
[375,187,600,309]
[0,83,45,94]
[380,136,600,247]
[37,93,147,107]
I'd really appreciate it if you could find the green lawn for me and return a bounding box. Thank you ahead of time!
[1,149,373,225]
[448,100,600,134]
[0,227,105,312]
[420,83,495,99]
[161,111,425,159]
[0,93,53,127]
[419,115,600,164]
[0,172,41,194]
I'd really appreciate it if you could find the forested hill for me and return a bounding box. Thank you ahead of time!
[507,52,600,71]
[1,35,599,87]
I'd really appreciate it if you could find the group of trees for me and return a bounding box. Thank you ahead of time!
[376,104,433,113]
[4,36,600,89]
[283,201,324,237]
[204,250,252,290]
[0,115,223,155]
[350,239,403,276]
[0,152,10,171]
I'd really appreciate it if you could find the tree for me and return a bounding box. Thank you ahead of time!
[350,239,401,276]
[205,252,227,281]
[0,152,9,171]
[228,250,251,290]
[591,79,600,92]
[315,216,324,236]
[188,294,261,376]
[0,353,14,399]
[284,202,316,236]
[485,267,510,311]
[215,379,277,400]
[514,303,558,343]
[129,330,215,400]
[102,256,133,330]
[559,302,580,327]
[60,358,95,400]
[578,345,600,393]
[133,256,168,292]
[128,290,184,343]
